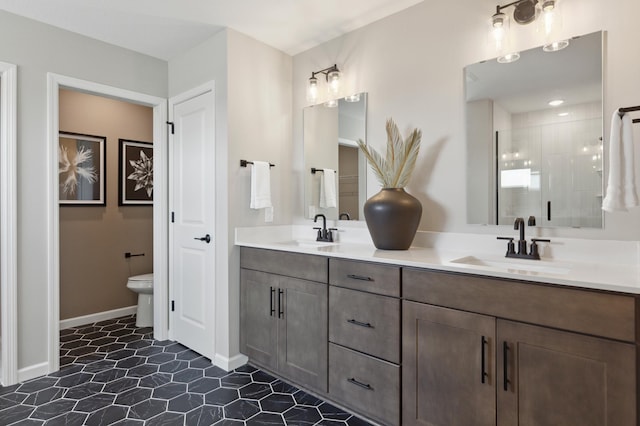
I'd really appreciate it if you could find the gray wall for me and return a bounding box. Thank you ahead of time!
[168,28,292,363]
[0,10,167,370]
[292,0,640,241]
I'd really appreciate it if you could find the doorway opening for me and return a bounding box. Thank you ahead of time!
[57,89,155,367]
[46,73,168,376]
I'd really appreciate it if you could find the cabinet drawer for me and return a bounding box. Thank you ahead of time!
[403,268,637,342]
[329,343,400,426]
[329,258,400,297]
[329,286,400,363]
[240,247,327,282]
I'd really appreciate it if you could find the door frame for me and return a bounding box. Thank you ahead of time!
[0,61,18,385]
[167,81,216,347]
[46,73,168,374]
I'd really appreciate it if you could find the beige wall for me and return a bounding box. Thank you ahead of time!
[58,89,154,320]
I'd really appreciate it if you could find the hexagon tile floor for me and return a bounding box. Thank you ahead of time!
[0,315,373,426]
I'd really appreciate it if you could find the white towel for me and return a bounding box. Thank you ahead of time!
[319,169,337,208]
[250,161,273,209]
[602,112,638,212]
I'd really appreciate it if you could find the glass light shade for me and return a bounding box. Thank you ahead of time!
[324,99,338,108]
[344,93,360,102]
[537,0,567,51]
[490,12,509,54]
[306,76,318,103]
[543,39,569,52]
[327,70,341,97]
[497,52,520,63]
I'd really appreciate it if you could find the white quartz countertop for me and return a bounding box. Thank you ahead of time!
[235,226,640,295]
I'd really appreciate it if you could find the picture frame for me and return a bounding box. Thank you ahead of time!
[119,139,153,205]
[59,132,106,206]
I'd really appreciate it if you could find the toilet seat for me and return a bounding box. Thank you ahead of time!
[127,273,153,291]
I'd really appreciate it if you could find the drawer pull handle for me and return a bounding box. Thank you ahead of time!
[347,319,374,329]
[347,274,373,281]
[347,377,373,391]
[503,341,510,391]
[481,336,488,384]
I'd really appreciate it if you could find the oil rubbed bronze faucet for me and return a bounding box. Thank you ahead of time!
[313,214,335,242]
[497,216,550,260]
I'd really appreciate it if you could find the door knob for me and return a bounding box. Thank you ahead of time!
[194,234,211,243]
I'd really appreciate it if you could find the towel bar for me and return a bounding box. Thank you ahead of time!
[240,159,275,167]
[311,167,337,174]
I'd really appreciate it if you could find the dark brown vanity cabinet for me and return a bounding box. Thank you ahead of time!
[328,258,401,426]
[240,247,328,393]
[402,268,637,426]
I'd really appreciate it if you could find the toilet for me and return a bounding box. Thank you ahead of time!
[126,273,154,328]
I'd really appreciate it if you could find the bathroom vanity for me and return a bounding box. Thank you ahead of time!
[237,237,639,426]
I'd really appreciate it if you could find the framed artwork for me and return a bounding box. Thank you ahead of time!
[59,132,106,205]
[119,139,153,205]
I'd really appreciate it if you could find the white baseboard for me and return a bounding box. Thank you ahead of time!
[60,306,137,330]
[214,353,248,372]
[18,361,49,383]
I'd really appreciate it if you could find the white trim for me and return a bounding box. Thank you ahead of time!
[18,362,50,383]
[59,306,137,330]
[167,80,216,344]
[0,61,17,386]
[214,353,248,372]
[47,73,168,376]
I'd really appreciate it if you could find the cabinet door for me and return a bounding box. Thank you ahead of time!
[497,319,636,426]
[402,301,496,426]
[277,276,328,392]
[240,269,278,371]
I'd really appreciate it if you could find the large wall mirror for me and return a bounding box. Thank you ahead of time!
[304,93,367,221]
[465,31,603,228]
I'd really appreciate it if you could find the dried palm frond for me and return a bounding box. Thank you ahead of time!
[357,118,422,188]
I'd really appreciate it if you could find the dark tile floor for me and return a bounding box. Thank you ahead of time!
[0,315,373,426]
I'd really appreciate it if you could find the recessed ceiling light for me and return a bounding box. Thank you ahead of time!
[548,99,564,106]
[558,112,569,117]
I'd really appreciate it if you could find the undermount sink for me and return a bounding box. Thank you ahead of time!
[276,240,338,248]
[451,255,571,275]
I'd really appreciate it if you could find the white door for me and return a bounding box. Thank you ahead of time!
[169,85,215,359]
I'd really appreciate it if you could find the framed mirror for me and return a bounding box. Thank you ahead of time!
[304,93,367,221]
[465,31,603,228]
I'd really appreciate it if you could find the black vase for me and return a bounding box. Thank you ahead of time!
[363,188,422,250]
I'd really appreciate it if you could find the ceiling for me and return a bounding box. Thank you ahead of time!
[0,0,423,60]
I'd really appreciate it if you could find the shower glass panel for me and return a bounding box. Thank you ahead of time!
[497,117,603,227]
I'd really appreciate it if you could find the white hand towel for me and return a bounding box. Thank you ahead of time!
[602,112,638,212]
[250,161,273,210]
[319,169,337,208]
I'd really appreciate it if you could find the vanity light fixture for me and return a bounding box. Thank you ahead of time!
[306,64,341,104]
[490,0,568,63]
